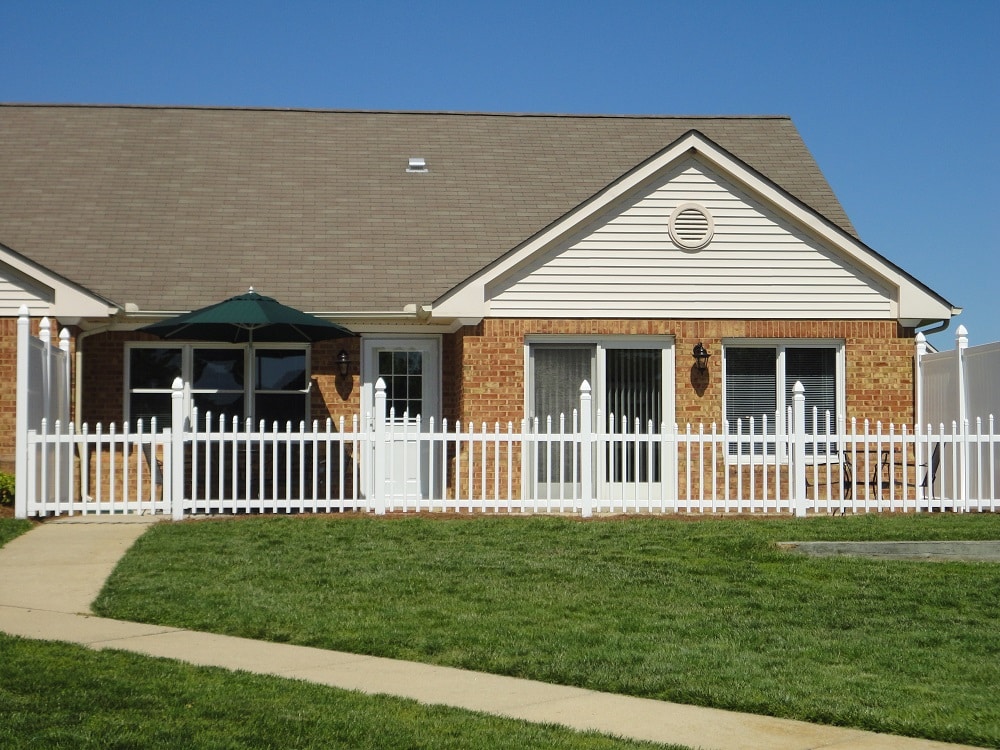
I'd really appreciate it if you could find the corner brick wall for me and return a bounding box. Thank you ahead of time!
[0,319,18,472]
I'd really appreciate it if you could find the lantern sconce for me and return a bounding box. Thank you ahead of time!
[692,342,711,372]
[337,349,351,377]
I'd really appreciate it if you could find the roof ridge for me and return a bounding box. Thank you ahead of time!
[0,102,791,120]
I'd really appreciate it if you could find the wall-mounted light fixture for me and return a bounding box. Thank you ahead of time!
[337,349,351,377]
[692,342,711,372]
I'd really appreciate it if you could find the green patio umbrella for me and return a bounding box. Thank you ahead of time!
[138,288,355,344]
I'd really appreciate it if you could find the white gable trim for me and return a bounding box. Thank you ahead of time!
[431,131,954,326]
[0,245,116,320]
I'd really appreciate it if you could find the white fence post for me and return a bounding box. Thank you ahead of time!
[955,326,969,509]
[373,378,387,515]
[14,306,30,518]
[170,377,185,521]
[792,381,807,517]
[40,317,51,429]
[579,380,593,518]
[914,332,926,436]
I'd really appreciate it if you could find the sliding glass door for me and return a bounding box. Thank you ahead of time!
[529,339,674,502]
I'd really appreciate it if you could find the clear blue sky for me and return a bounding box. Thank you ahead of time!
[2,0,997,348]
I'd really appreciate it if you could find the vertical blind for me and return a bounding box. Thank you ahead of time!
[605,348,662,482]
[532,347,592,483]
[605,349,662,431]
[532,347,592,421]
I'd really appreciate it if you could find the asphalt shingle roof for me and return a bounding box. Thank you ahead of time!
[0,105,857,313]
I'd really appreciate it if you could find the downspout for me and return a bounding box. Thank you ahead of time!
[73,324,115,430]
[915,320,951,338]
[914,306,963,338]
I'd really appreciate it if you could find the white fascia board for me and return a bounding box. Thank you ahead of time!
[1,246,116,319]
[432,131,954,324]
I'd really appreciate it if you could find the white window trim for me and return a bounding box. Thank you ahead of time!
[721,338,845,464]
[125,341,312,426]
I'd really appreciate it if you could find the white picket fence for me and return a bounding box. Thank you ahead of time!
[13,306,1000,519]
[17,377,1000,518]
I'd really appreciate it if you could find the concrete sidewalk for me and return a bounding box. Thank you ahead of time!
[0,517,981,750]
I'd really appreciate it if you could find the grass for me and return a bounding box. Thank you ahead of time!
[0,517,33,548]
[0,633,681,749]
[91,513,1000,747]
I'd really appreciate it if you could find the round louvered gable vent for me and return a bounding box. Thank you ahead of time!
[668,203,714,250]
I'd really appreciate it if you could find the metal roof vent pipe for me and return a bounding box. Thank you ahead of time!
[407,157,428,173]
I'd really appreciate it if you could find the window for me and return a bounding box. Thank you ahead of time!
[724,341,842,456]
[127,344,309,429]
[128,347,182,428]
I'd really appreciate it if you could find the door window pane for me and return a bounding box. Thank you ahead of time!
[532,347,591,422]
[379,350,423,418]
[605,349,661,481]
[532,347,592,483]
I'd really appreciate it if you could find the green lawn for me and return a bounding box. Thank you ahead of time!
[0,633,679,749]
[91,513,1000,747]
[0,517,32,548]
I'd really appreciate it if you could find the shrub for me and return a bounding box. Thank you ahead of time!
[0,473,14,505]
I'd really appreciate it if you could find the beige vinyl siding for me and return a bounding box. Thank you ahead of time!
[488,158,892,318]
[0,266,53,316]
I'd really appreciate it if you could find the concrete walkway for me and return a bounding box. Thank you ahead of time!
[0,517,981,750]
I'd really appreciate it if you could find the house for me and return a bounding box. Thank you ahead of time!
[0,104,958,494]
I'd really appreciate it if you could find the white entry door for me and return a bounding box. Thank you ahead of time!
[362,338,441,502]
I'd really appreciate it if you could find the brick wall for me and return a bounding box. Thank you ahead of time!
[0,318,17,472]
[447,318,916,428]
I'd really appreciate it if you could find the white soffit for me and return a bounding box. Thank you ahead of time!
[431,131,954,323]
